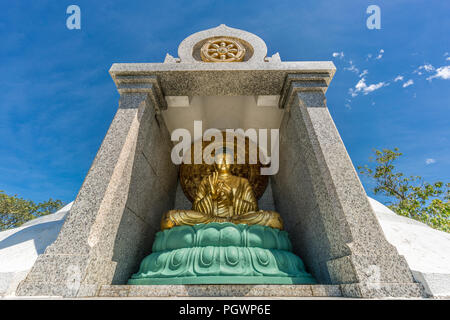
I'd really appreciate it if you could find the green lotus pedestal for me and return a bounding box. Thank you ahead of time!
[128,223,316,285]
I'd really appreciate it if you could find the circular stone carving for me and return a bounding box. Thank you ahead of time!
[178,24,267,63]
[200,37,246,62]
[179,134,269,202]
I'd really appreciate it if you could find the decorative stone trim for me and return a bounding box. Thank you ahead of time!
[279,73,331,110]
[115,75,167,112]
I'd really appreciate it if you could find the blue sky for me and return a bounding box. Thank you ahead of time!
[0,1,449,205]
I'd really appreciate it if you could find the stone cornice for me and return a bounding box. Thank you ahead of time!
[109,61,335,98]
[279,73,331,110]
[114,75,167,111]
[110,61,335,74]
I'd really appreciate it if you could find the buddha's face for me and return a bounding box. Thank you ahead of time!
[215,153,232,174]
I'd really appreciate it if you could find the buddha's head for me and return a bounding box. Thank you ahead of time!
[214,152,233,175]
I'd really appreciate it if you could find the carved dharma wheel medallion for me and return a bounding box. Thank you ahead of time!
[200,37,246,62]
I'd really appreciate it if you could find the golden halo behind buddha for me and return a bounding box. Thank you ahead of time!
[179,134,269,203]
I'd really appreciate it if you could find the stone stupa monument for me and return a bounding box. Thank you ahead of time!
[16,25,423,298]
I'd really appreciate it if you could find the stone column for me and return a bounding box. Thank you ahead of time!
[272,74,423,297]
[17,76,178,297]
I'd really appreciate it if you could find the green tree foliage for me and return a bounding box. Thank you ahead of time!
[0,191,63,231]
[358,148,450,233]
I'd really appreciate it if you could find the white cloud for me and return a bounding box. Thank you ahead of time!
[422,64,434,71]
[359,70,368,78]
[414,64,434,75]
[447,57,450,61]
[426,65,450,81]
[364,82,388,94]
[349,77,388,97]
[394,75,404,82]
[375,49,384,60]
[425,158,436,165]
[366,50,384,60]
[355,78,366,90]
[402,79,414,88]
[345,60,359,73]
[332,52,344,59]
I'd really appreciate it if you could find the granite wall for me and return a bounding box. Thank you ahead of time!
[272,89,423,297]
[16,91,177,297]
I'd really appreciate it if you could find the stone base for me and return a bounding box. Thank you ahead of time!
[128,275,315,285]
[14,283,425,298]
[95,283,424,298]
[340,282,424,298]
[97,284,342,298]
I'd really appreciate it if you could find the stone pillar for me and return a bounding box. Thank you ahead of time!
[16,76,178,297]
[272,74,423,297]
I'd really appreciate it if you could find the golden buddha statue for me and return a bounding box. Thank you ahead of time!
[161,152,283,230]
